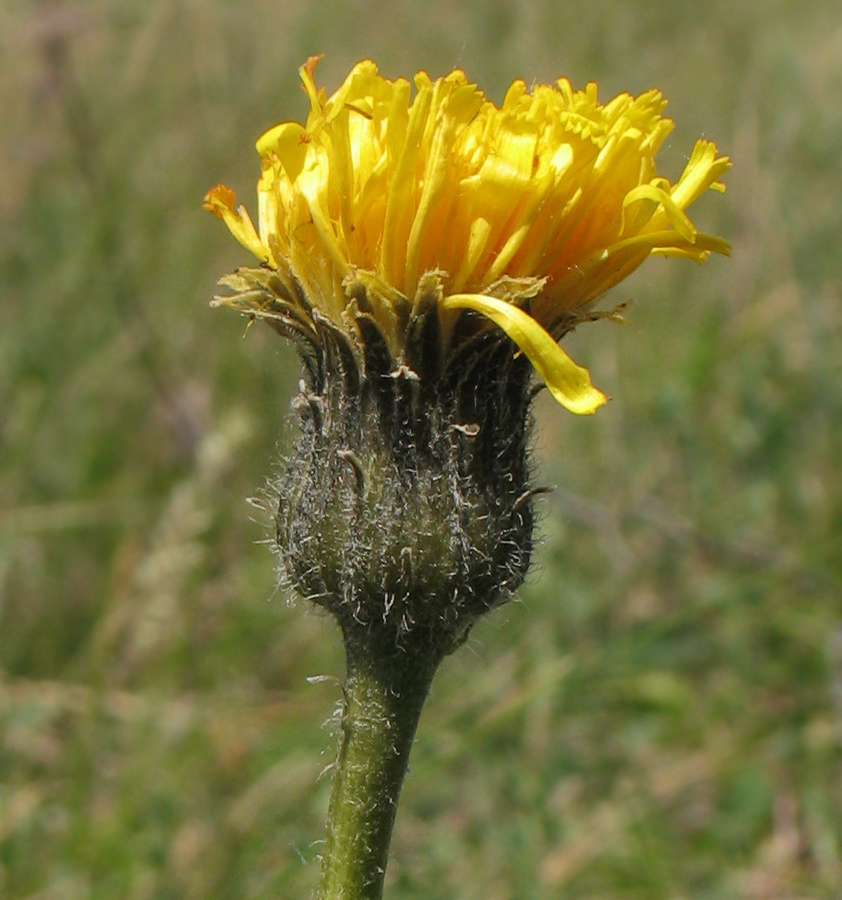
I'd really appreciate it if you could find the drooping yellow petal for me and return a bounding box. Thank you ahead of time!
[443,294,608,414]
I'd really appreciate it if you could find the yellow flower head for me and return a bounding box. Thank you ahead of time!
[205,57,730,414]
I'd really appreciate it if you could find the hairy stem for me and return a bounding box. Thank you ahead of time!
[318,627,442,900]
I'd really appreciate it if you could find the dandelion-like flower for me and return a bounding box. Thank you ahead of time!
[206,56,729,645]
[206,56,730,415]
[206,58,730,900]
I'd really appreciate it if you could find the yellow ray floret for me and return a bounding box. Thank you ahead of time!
[203,184,271,265]
[205,57,730,414]
[443,294,607,414]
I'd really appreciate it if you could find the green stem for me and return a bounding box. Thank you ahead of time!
[318,628,442,900]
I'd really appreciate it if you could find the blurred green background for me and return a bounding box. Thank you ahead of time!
[1,0,840,898]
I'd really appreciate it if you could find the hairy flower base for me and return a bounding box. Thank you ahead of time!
[263,271,537,651]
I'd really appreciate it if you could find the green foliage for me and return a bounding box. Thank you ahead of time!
[1,1,840,897]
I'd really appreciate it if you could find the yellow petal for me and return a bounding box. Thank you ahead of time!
[443,293,607,414]
[670,140,731,209]
[255,122,310,181]
[203,185,271,264]
[299,54,325,115]
[623,184,696,242]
